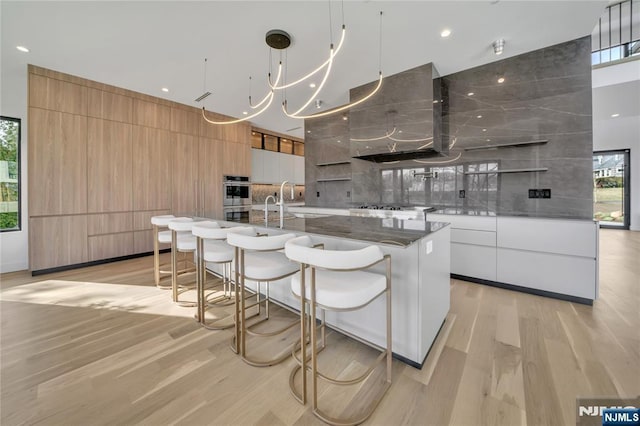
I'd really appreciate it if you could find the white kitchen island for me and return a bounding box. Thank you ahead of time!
[205,214,451,367]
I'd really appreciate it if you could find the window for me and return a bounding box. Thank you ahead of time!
[0,116,21,231]
[593,150,630,229]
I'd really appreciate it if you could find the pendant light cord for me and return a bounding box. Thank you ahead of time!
[379,11,383,73]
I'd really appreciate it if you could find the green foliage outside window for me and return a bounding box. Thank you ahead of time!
[0,117,20,231]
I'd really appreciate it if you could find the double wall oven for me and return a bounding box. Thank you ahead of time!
[223,175,251,222]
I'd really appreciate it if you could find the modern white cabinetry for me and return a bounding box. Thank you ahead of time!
[252,149,304,184]
[426,213,599,303]
[496,217,598,300]
[427,213,497,281]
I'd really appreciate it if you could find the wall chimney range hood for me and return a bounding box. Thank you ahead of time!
[349,63,448,163]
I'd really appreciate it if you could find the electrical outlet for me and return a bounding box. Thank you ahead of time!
[459,190,465,198]
[529,188,551,199]
[316,191,320,197]
[346,191,351,197]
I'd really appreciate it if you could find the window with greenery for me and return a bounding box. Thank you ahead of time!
[0,116,21,231]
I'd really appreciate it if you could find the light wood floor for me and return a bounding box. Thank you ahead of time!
[1,229,638,425]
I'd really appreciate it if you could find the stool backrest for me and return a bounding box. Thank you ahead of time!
[285,236,384,270]
[151,214,175,226]
[168,217,195,231]
[193,224,255,240]
[191,221,221,238]
[227,232,296,251]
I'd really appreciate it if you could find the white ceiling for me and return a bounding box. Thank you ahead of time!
[1,1,608,138]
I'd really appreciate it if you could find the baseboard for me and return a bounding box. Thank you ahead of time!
[31,248,171,276]
[450,273,594,306]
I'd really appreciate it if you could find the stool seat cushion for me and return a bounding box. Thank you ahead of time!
[234,251,298,281]
[202,240,234,263]
[291,269,386,310]
[151,215,175,226]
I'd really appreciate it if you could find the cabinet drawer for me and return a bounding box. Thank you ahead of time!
[497,248,596,299]
[427,214,497,232]
[88,233,134,261]
[87,212,133,235]
[451,243,497,281]
[497,217,597,258]
[451,229,496,247]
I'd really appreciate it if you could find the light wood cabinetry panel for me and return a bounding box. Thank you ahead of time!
[88,233,134,261]
[170,107,200,136]
[133,99,171,130]
[199,111,223,139]
[29,108,87,216]
[133,210,172,231]
[29,216,88,271]
[132,126,172,211]
[87,118,133,213]
[222,122,250,144]
[172,133,200,214]
[87,213,133,236]
[222,141,252,176]
[29,73,87,115]
[199,138,223,216]
[133,230,160,254]
[87,88,133,123]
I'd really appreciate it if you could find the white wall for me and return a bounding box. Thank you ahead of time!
[592,60,640,231]
[0,63,29,272]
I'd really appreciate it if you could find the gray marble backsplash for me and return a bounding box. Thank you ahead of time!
[304,36,594,219]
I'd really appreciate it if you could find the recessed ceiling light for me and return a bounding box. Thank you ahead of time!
[611,113,620,118]
[468,92,475,96]
[482,128,487,132]
[433,100,439,104]
[307,130,311,134]
[16,46,29,53]
[242,111,248,115]
[497,77,505,84]
[486,139,491,142]
[337,140,342,143]
[342,115,348,121]
[309,83,316,88]
[365,145,370,149]
[398,130,403,133]
[161,87,169,92]
[440,29,451,38]
[477,115,483,119]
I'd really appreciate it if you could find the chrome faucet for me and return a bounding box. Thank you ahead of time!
[264,195,277,226]
[277,180,295,229]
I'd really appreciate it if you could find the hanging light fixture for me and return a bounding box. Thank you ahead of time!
[201,3,384,125]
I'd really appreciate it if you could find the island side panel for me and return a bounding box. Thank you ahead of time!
[418,225,451,360]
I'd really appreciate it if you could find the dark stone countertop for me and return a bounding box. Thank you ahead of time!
[198,212,449,247]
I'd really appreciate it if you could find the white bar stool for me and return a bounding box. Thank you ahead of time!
[191,223,256,329]
[167,217,199,306]
[226,231,298,366]
[150,214,175,289]
[284,235,392,426]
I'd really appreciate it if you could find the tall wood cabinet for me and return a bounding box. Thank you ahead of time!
[28,65,251,272]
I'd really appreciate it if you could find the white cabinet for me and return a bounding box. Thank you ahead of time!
[427,213,598,301]
[278,153,293,183]
[427,213,497,281]
[251,149,303,184]
[496,217,598,300]
[293,155,305,184]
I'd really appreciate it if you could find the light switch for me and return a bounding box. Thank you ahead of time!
[426,240,433,254]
